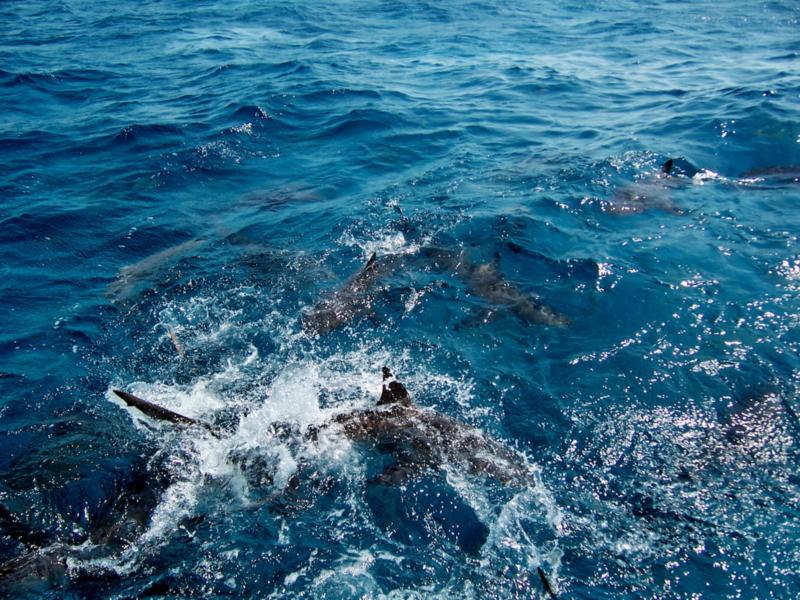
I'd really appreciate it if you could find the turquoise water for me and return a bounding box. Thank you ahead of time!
[1,1,799,597]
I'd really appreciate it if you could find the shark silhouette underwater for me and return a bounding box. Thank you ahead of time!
[0,455,177,595]
[301,247,571,335]
[603,158,700,215]
[603,157,800,215]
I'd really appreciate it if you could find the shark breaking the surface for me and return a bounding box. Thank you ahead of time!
[313,367,534,485]
[110,367,534,489]
[0,369,543,592]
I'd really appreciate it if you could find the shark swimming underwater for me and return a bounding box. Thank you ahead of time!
[604,158,800,214]
[104,369,556,584]
[736,165,800,187]
[301,252,403,335]
[603,159,687,215]
[0,460,173,595]
[302,247,570,334]
[105,238,207,304]
[448,251,571,328]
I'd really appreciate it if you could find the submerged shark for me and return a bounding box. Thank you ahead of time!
[105,238,207,304]
[0,371,547,592]
[604,158,800,214]
[603,159,687,215]
[736,165,800,187]
[0,461,170,594]
[446,250,571,327]
[301,252,402,335]
[303,248,570,334]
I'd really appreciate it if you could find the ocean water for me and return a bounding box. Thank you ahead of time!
[1,0,799,597]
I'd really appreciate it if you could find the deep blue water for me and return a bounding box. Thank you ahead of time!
[2,0,800,597]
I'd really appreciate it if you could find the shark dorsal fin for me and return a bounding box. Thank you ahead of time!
[354,252,378,282]
[662,158,674,175]
[378,367,412,407]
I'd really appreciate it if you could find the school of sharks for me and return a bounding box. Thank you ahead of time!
[2,158,799,598]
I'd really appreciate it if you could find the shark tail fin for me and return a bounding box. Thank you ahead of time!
[378,367,412,407]
[112,390,222,438]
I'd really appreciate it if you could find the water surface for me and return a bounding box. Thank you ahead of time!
[1,1,799,597]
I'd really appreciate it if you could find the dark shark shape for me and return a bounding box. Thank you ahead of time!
[302,246,570,334]
[112,389,222,438]
[0,503,68,592]
[105,238,206,304]
[113,368,533,487]
[99,370,539,567]
[452,253,570,327]
[737,165,800,187]
[0,464,169,593]
[316,368,533,485]
[421,248,570,327]
[301,253,403,335]
[604,159,686,215]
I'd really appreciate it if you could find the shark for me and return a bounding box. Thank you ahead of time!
[737,165,800,187]
[309,367,534,485]
[0,369,548,592]
[302,248,570,334]
[301,252,403,335]
[446,251,571,327]
[603,158,687,215]
[105,238,207,304]
[107,368,533,487]
[0,463,169,594]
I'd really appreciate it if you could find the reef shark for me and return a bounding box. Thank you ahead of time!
[105,238,207,304]
[604,158,800,215]
[301,252,401,335]
[736,165,800,187]
[302,248,570,334]
[310,367,533,485]
[445,250,571,327]
[0,370,546,592]
[108,368,533,488]
[0,462,171,594]
[603,158,687,215]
